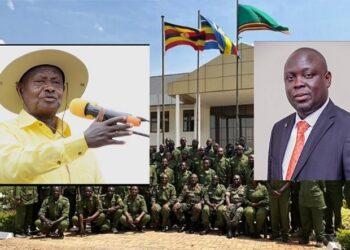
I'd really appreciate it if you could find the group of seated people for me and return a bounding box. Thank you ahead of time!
[12,176,347,249]
[10,137,349,248]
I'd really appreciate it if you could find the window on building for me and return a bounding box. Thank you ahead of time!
[241,117,254,147]
[150,111,169,133]
[183,110,194,132]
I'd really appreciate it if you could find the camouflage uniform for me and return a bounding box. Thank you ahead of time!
[299,181,326,243]
[188,147,198,161]
[198,168,216,187]
[167,158,178,171]
[224,184,246,228]
[202,184,226,228]
[324,181,344,233]
[151,183,177,228]
[230,154,250,184]
[99,194,124,231]
[243,183,269,235]
[154,151,165,165]
[268,181,290,240]
[35,195,69,234]
[156,167,174,185]
[14,186,38,235]
[191,154,204,176]
[244,166,254,186]
[204,147,215,162]
[175,170,192,194]
[174,184,204,224]
[181,158,195,174]
[149,164,158,188]
[243,146,253,156]
[120,194,150,228]
[72,194,106,232]
[213,156,230,186]
[172,148,182,162]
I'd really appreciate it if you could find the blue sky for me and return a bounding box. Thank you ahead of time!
[1,0,350,76]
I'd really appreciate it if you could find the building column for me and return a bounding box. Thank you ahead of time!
[198,93,201,145]
[157,105,160,149]
[175,95,180,147]
[194,102,197,140]
[194,94,201,143]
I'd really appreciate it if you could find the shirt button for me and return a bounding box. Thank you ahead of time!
[38,123,43,126]
[57,161,61,165]
[78,152,82,155]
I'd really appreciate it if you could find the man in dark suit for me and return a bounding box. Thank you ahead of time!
[268,47,350,180]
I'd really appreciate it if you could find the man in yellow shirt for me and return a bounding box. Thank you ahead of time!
[0,49,133,184]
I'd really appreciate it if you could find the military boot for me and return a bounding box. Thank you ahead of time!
[188,221,195,234]
[227,225,233,239]
[200,225,209,235]
[178,219,186,233]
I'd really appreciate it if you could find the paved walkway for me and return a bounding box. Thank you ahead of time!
[0,231,327,250]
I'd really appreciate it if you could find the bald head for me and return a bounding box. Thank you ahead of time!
[285,47,328,73]
[284,47,331,119]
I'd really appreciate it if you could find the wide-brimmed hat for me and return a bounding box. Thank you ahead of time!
[0,49,88,114]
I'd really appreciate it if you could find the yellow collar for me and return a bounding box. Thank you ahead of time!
[16,109,71,137]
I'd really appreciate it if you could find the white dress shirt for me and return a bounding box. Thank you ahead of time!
[282,98,330,180]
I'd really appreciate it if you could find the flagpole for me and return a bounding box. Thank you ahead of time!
[196,10,200,141]
[235,0,240,143]
[161,15,165,144]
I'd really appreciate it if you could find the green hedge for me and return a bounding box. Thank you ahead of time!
[338,229,350,250]
[0,210,15,232]
[337,207,350,249]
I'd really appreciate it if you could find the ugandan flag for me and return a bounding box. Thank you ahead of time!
[200,15,238,56]
[164,22,206,51]
[238,4,289,34]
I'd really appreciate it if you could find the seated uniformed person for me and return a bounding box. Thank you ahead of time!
[72,186,106,236]
[224,175,246,238]
[35,186,69,238]
[120,186,150,232]
[151,174,177,232]
[173,174,204,234]
[243,181,269,238]
[200,175,226,235]
[100,186,124,234]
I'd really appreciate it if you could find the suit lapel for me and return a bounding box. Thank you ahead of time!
[278,115,295,179]
[292,101,336,179]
